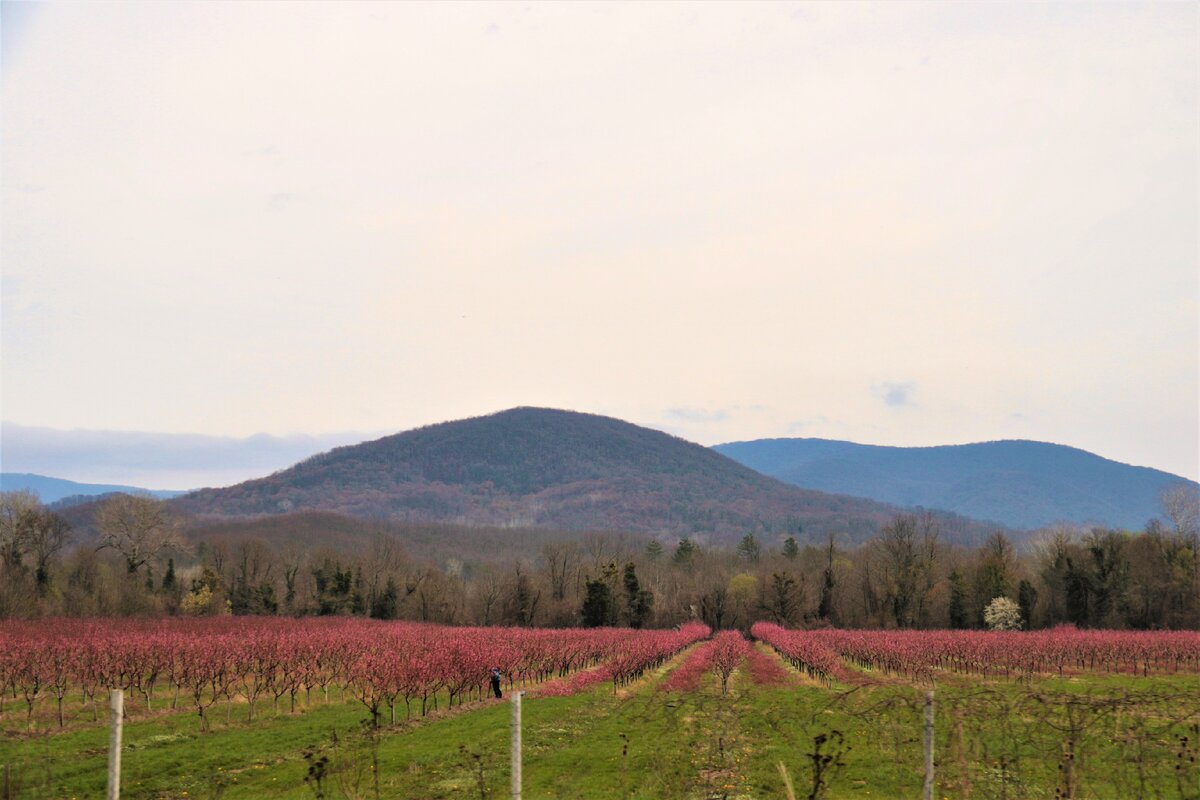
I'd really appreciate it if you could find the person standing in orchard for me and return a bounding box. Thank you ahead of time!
[490,667,503,699]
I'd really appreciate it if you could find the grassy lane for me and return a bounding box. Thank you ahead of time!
[524,667,748,799]
[327,645,710,800]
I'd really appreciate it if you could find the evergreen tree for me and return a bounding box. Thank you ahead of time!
[1087,530,1129,625]
[313,559,353,615]
[736,533,761,563]
[948,570,970,629]
[371,577,399,619]
[350,567,367,616]
[766,571,801,624]
[1065,557,1092,626]
[782,536,799,560]
[817,533,837,622]
[645,540,664,562]
[581,579,613,627]
[631,589,654,629]
[255,582,279,615]
[162,558,176,591]
[672,538,697,570]
[622,562,654,628]
[1017,579,1038,630]
[623,562,640,612]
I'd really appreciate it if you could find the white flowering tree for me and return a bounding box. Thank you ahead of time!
[983,596,1022,631]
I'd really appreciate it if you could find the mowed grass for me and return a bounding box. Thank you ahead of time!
[2,645,1199,799]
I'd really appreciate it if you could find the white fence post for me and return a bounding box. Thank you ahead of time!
[923,690,934,800]
[107,689,123,800]
[511,690,525,800]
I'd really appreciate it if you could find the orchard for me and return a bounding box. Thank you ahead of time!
[1,619,1198,798]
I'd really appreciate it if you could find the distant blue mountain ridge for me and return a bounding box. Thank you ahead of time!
[6,432,1194,534]
[712,438,1196,531]
[0,473,186,505]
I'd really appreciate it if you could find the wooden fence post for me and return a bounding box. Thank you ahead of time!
[107,689,123,800]
[923,690,934,800]
[511,690,525,800]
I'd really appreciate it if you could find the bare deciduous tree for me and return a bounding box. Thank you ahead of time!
[1160,483,1200,624]
[875,512,941,628]
[95,494,184,573]
[1161,483,1199,540]
[278,543,306,612]
[0,490,40,569]
[27,508,72,593]
[366,534,408,603]
[540,541,579,601]
[471,566,503,626]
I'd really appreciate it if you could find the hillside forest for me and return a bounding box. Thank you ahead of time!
[1,486,1197,631]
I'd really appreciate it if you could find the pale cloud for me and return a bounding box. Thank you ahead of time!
[874,382,917,409]
[1,1,1196,480]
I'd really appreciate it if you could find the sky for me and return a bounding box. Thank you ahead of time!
[2,1,1197,488]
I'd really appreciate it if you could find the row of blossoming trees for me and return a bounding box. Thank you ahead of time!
[0,618,710,730]
[7,618,1199,732]
[753,623,1200,683]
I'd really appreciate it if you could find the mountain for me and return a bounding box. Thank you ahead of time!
[175,408,996,545]
[713,438,1195,531]
[0,472,187,504]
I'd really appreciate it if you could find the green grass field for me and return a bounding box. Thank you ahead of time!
[2,643,1198,800]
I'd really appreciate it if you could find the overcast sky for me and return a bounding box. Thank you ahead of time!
[2,1,1197,487]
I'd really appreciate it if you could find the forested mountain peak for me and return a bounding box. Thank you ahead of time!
[175,408,996,545]
[291,406,776,494]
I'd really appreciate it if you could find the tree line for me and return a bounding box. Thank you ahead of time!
[1,485,1197,631]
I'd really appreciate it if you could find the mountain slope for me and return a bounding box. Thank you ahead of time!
[184,511,621,566]
[0,472,186,504]
[713,438,1194,530]
[175,408,995,545]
